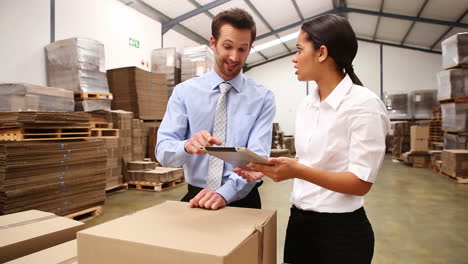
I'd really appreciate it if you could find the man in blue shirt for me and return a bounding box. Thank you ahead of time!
[156,8,276,210]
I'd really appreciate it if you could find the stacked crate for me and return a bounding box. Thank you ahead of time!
[45,38,112,111]
[151,48,182,97]
[436,32,468,181]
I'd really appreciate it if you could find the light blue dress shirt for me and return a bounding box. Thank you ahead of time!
[156,69,276,203]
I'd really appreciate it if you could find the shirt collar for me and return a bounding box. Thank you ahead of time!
[207,68,243,92]
[323,74,353,111]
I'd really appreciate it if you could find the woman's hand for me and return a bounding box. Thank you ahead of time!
[249,157,299,182]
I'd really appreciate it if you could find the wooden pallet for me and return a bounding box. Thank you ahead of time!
[128,178,185,192]
[90,121,113,128]
[105,183,128,195]
[0,126,91,141]
[75,92,113,100]
[439,98,468,104]
[441,172,468,184]
[91,128,119,137]
[65,206,102,222]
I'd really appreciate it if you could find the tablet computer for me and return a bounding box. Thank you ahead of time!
[201,147,272,170]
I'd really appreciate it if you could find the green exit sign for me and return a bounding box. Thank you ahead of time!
[129,38,140,48]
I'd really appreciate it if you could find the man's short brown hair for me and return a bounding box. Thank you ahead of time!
[211,8,256,45]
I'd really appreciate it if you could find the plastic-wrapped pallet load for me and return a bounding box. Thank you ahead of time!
[151,47,181,96]
[444,132,468,149]
[441,32,468,70]
[0,83,74,112]
[441,102,468,132]
[437,68,468,101]
[385,93,411,119]
[181,45,214,82]
[410,90,438,119]
[45,38,111,111]
[45,38,109,93]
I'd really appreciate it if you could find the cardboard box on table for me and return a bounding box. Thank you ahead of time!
[78,201,276,264]
[0,210,84,263]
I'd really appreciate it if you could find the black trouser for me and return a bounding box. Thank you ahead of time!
[284,205,374,264]
[181,182,262,209]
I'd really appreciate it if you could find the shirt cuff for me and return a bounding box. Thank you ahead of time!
[216,181,237,204]
[348,163,374,183]
[175,140,192,162]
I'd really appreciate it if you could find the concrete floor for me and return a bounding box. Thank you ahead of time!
[86,155,468,264]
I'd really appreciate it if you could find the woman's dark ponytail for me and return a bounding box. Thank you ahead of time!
[301,15,363,86]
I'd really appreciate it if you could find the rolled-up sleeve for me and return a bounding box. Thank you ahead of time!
[216,90,276,203]
[347,98,390,183]
[156,85,192,168]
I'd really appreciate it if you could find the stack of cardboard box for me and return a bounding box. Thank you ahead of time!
[107,67,168,120]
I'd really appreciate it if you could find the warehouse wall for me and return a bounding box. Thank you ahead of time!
[0,0,50,86]
[0,0,203,86]
[245,41,442,134]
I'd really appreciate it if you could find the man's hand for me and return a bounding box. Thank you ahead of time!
[184,130,223,154]
[233,168,264,183]
[189,189,227,210]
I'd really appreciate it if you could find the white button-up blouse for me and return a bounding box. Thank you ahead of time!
[291,74,390,213]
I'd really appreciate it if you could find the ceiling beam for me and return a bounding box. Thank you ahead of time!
[244,50,297,72]
[188,0,215,19]
[291,0,304,21]
[342,7,468,28]
[400,0,429,45]
[357,37,441,54]
[244,0,291,53]
[430,10,467,50]
[257,7,468,42]
[162,0,231,34]
[121,0,208,45]
[372,0,385,40]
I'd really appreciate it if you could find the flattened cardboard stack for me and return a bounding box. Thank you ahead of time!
[77,201,277,264]
[392,122,411,160]
[0,83,74,112]
[0,211,83,263]
[45,37,111,111]
[437,68,468,101]
[0,140,106,216]
[111,110,133,165]
[132,119,147,161]
[181,45,214,82]
[143,121,161,161]
[107,67,168,120]
[151,47,182,96]
[88,111,123,189]
[441,150,468,179]
[127,167,183,183]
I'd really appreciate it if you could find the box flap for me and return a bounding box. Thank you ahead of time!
[6,240,77,264]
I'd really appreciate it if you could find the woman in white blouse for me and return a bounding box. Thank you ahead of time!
[235,14,390,264]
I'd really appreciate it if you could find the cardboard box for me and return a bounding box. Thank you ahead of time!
[0,210,84,263]
[410,126,429,152]
[78,201,276,264]
[6,240,77,264]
